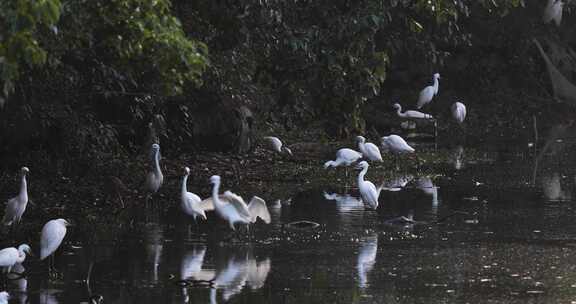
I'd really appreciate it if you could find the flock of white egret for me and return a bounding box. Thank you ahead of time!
[0,72,465,302]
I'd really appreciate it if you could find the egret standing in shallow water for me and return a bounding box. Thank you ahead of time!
[40,219,70,274]
[0,244,32,274]
[263,136,293,156]
[145,144,163,203]
[181,167,213,222]
[356,136,383,162]
[2,167,30,228]
[324,148,363,179]
[209,175,271,231]
[416,73,440,109]
[451,102,466,124]
[356,161,382,209]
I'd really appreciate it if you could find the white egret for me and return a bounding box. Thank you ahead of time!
[209,175,271,231]
[416,73,440,109]
[0,244,31,273]
[381,135,415,154]
[40,219,70,274]
[145,144,163,195]
[181,167,213,221]
[393,103,433,120]
[2,167,30,227]
[451,102,466,124]
[263,136,293,156]
[543,0,564,26]
[0,291,8,304]
[324,148,363,168]
[356,136,383,162]
[356,161,382,209]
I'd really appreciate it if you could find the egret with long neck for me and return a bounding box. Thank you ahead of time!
[181,167,209,221]
[2,167,30,228]
[145,144,163,202]
[356,161,382,209]
[417,73,440,109]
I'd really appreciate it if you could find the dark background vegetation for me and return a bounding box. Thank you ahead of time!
[0,0,573,174]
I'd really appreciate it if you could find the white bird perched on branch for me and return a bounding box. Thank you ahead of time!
[356,161,383,209]
[381,135,415,154]
[263,136,293,156]
[451,102,467,124]
[356,136,383,162]
[209,175,271,231]
[2,167,30,227]
[40,219,71,274]
[393,103,433,120]
[543,0,564,26]
[417,73,440,109]
[181,167,213,221]
[0,244,31,274]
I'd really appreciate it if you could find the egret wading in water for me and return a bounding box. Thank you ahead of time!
[356,161,383,209]
[181,167,213,223]
[263,136,293,157]
[209,175,271,232]
[2,167,30,230]
[416,73,440,109]
[451,102,467,124]
[356,136,383,162]
[324,148,363,179]
[40,219,71,275]
[0,244,32,275]
[145,144,163,204]
[543,0,564,26]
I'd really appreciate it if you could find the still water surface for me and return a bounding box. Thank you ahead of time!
[6,140,576,304]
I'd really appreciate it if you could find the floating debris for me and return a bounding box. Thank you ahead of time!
[284,220,320,230]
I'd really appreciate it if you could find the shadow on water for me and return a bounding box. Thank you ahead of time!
[7,126,576,303]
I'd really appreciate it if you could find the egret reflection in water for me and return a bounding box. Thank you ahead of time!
[357,235,378,288]
[323,191,364,212]
[414,177,439,207]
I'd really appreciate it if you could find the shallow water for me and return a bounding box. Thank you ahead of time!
[5,138,576,304]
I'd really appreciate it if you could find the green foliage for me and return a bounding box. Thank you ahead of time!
[0,0,62,100]
[180,0,522,136]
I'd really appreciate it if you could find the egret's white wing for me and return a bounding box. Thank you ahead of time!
[222,191,252,220]
[40,221,66,260]
[360,181,379,209]
[0,248,17,267]
[263,136,282,153]
[364,143,382,161]
[198,196,220,212]
[247,196,271,224]
[417,86,434,108]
